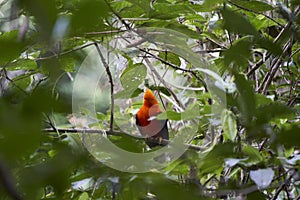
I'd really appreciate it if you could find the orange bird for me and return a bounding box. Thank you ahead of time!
[136,89,169,148]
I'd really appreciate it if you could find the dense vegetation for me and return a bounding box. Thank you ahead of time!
[0,0,300,199]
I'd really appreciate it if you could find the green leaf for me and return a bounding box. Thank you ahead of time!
[6,59,37,70]
[149,3,193,20]
[242,144,263,164]
[115,88,143,99]
[224,36,252,68]
[113,2,144,18]
[140,20,199,39]
[157,111,181,121]
[221,109,237,141]
[291,0,300,7]
[250,14,278,31]
[255,103,294,125]
[234,73,256,125]
[109,134,144,153]
[247,191,267,200]
[78,192,89,200]
[158,51,181,66]
[148,86,171,96]
[255,36,282,56]
[10,73,32,91]
[221,8,258,36]
[0,89,55,160]
[140,173,205,199]
[20,0,58,40]
[274,126,300,148]
[120,63,147,89]
[231,0,274,12]
[0,31,28,65]
[126,0,151,13]
[59,54,76,72]
[70,0,109,34]
[198,142,237,175]
[255,94,273,106]
[202,0,226,8]
[157,104,200,121]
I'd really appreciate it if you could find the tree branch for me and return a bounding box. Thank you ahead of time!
[94,42,115,132]
[228,0,283,27]
[85,29,126,35]
[144,56,186,110]
[139,48,208,92]
[247,22,292,77]
[43,128,205,151]
[271,170,296,200]
[0,159,23,200]
[35,42,95,61]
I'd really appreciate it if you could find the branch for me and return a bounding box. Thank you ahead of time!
[258,36,294,94]
[139,48,208,92]
[35,42,95,61]
[85,29,126,35]
[94,43,115,132]
[143,57,186,110]
[228,0,283,27]
[43,128,205,151]
[271,170,296,200]
[0,159,23,200]
[247,22,292,77]
[1,69,28,95]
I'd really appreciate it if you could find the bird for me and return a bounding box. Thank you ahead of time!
[136,89,169,148]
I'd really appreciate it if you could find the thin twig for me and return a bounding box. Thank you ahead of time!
[260,38,293,94]
[94,42,115,132]
[45,114,57,133]
[103,0,132,31]
[261,58,282,94]
[140,48,208,92]
[35,42,95,61]
[2,69,28,95]
[271,170,296,200]
[85,29,126,35]
[144,57,186,110]
[247,22,292,77]
[228,0,283,27]
[249,6,300,79]
[195,49,225,54]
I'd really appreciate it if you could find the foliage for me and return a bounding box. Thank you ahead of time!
[0,0,300,199]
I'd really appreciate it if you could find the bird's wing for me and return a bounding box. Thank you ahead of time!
[157,119,169,140]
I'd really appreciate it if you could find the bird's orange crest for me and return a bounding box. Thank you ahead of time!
[143,89,159,107]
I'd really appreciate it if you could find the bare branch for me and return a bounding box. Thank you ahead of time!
[271,170,296,200]
[259,37,293,94]
[247,22,292,77]
[140,48,208,92]
[43,127,205,151]
[85,30,126,35]
[35,42,95,61]
[94,43,115,132]
[144,57,186,110]
[1,69,28,95]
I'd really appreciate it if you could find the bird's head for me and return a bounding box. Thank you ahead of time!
[143,89,159,107]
